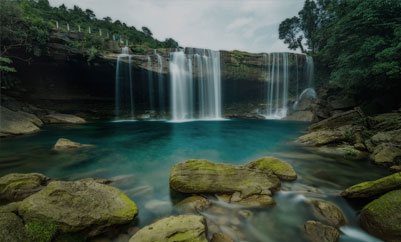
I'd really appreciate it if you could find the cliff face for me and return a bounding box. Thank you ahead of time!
[4,31,312,120]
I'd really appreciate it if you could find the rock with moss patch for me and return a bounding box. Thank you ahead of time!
[297,128,348,146]
[360,190,401,242]
[0,212,29,242]
[371,129,401,145]
[0,106,42,137]
[170,160,280,199]
[246,157,297,181]
[175,196,210,213]
[53,138,93,150]
[43,113,86,124]
[370,143,401,166]
[18,179,137,237]
[217,193,274,208]
[0,173,49,203]
[341,172,401,198]
[309,109,364,131]
[129,215,208,242]
[304,220,340,242]
[25,220,58,242]
[310,200,346,227]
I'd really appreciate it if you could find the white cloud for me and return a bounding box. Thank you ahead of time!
[48,0,304,53]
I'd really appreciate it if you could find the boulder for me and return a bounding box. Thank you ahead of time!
[297,128,347,146]
[211,233,234,242]
[313,145,368,160]
[129,215,208,242]
[309,109,364,131]
[0,212,29,242]
[0,173,49,203]
[53,138,93,150]
[216,193,274,208]
[43,113,86,124]
[360,190,401,242]
[370,143,401,166]
[246,157,297,181]
[0,106,41,136]
[175,196,210,213]
[341,172,401,198]
[371,129,401,145]
[370,113,401,132]
[310,200,346,227]
[304,220,340,242]
[18,179,137,236]
[169,160,280,199]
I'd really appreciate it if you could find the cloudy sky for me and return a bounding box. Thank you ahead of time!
[48,0,304,53]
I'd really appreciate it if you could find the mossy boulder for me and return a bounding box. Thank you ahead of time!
[0,212,29,242]
[175,196,210,213]
[360,190,401,242]
[0,173,49,203]
[297,128,348,146]
[341,172,401,198]
[309,109,364,131]
[310,200,346,228]
[371,129,401,145]
[217,193,274,208]
[370,143,401,166]
[169,159,280,199]
[304,220,340,242]
[129,215,208,242]
[246,157,297,181]
[18,179,137,237]
[0,106,42,137]
[313,145,368,160]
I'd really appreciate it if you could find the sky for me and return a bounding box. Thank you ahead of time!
[48,0,304,53]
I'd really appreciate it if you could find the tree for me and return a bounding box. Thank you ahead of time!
[103,16,112,23]
[278,17,305,52]
[85,9,96,20]
[142,26,153,37]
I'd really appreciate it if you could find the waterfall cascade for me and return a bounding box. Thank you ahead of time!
[264,52,289,119]
[155,50,165,115]
[115,46,134,120]
[169,48,222,122]
[305,55,314,88]
[147,56,155,111]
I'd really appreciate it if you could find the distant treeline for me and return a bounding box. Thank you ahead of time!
[0,0,179,72]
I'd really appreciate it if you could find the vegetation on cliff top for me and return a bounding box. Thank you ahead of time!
[0,0,179,72]
[279,0,401,104]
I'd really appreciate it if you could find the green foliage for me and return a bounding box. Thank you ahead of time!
[25,220,58,242]
[279,0,401,106]
[0,57,16,73]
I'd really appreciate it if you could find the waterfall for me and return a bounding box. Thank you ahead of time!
[265,52,289,119]
[154,50,165,115]
[169,48,222,121]
[147,56,155,111]
[305,55,314,88]
[115,46,134,119]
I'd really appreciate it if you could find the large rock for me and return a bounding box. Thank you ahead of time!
[370,113,401,132]
[371,129,401,145]
[310,200,346,227]
[309,109,364,131]
[341,172,401,198]
[360,190,401,242]
[370,143,401,166]
[0,173,49,203]
[175,196,210,213]
[297,128,348,146]
[0,106,42,137]
[304,220,340,242]
[169,160,280,199]
[129,215,208,242]
[0,212,29,242]
[216,193,274,208]
[53,138,93,150]
[246,157,297,181]
[313,145,368,160]
[18,179,137,236]
[42,113,86,124]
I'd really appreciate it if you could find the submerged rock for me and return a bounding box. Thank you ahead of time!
[170,159,280,199]
[370,143,401,166]
[43,113,86,124]
[341,172,401,198]
[18,179,137,236]
[0,173,49,203]
[360,190,401,242]
[0,106,42,137]
[175,196,210,213]
[310,200,346,227]
[53,138,93,150]
[129,215,208,242]
[0,212,29,242]
[246,157,297,181]
[304,220,340,242]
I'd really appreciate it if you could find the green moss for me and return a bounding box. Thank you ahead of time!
[115,192,138,219]
[25,220,58,242]
[342,172,401,198]
[247,157,297,181]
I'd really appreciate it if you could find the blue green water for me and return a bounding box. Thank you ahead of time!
[0,120,387,242]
